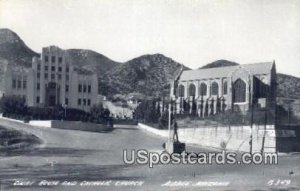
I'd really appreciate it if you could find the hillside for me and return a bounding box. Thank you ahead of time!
[277,73,300,99]
[105,54,188,96]
[199,59,239,69]
[0,28,39,67]
[0,29,39,88]
[66,49,120,77]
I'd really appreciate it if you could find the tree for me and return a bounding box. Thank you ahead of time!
[0,95,27,117]
[89,103,111,124]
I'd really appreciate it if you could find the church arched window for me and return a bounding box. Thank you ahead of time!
[233,79,246,103]
[178,85,185,97]
[199,83,207,96]
[211,82,219,96]
[189,84,196,97]
[223,81,228,95]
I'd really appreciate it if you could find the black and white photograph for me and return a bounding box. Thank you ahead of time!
[0,0,299,190]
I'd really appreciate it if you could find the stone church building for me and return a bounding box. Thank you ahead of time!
[170,61,277,117]
[2,46,98,111]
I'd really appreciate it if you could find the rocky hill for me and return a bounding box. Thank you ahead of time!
[66,49,120,77]
[0,29,39,67]
[277,73,300,99]
[0,29,39,87]
[199,59,239,69]
[104,54,188,96]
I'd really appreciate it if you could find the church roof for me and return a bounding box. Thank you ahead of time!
[179,62,274,81]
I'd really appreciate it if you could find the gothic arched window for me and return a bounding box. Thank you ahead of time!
[199,83,207,96]
[233,79,246,103]
[178,85,185,97]
[223,81,228,95]
[211,82,219,96]
[189,84,196,97]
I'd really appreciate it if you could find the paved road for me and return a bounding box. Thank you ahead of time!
[0,124,299,191]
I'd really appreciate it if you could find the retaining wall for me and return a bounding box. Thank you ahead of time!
[0,116,111,133]
[138,123,279,152]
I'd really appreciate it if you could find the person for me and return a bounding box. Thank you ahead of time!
[173,121,179,142]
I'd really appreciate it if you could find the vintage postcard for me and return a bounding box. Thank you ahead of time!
[0,0,299,190]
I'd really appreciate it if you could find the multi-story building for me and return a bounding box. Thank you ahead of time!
[170,61,277,117]
[3,46,98,111]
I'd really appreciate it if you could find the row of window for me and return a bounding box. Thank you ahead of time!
[78,84,92,93]
[178,79,247,103]
[178,81,228,97]
[37,73,69,81]
[37,64,69,72]
[44,55,63,64]
[12,79,27,89]
[36,97,69,105]
[37,83,70,92]
[78,98,91,106]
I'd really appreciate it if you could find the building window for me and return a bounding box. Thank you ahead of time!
[23,79,27,89]
[88,85,91,93]
[65,85,69,92]
[87,99,91,106]
[51,66,55,71]
[17,79,21,89]
[45,56,48,62]
[65,98,68,105]
[12,79,16,89]
[58,74,62,80]
[36,96,40,103]
[37,64,41,70]
[83,99,86,106]
[233,79,246,103]
[37,72,40,79]
[51,56,55,63]
[178,85,185,97]
[66,65,69,72]
[51,74,55,79]
[189,84,196,97]
[78,99,81,105]
[83,84,87,93]
[58,57,62,63]
[44,73,48,79]
[66,75,69,81]
[211,82,219,96]
[78,84,82,92]
[37,83,40,90]
[223,81,228,95]
[199,83,207,96]
[45,65,48,71]
[58,67,62,72]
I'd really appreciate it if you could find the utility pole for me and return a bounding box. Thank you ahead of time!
[250,78,254,154]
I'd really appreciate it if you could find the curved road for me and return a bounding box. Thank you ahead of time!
[0,122,299,190]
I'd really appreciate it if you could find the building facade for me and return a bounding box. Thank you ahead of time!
[170,62,277,117]
[3,46,98,111]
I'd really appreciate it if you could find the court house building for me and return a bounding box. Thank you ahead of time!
[170,61,277,117]
[3,46,98,111]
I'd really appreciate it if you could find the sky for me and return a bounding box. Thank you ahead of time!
[0,0,299,77]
